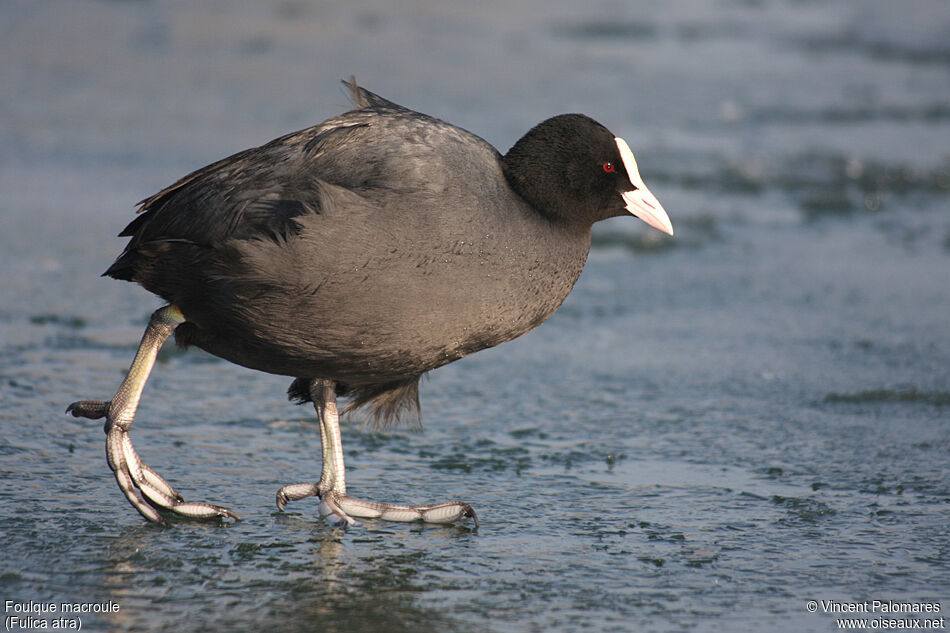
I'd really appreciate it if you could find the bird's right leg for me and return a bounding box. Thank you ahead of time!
[67,305,239,525]
[276,378,477,527]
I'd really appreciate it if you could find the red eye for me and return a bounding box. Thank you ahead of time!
[603,162,615,172]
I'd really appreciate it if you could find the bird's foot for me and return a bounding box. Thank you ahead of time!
[104,425,240,525]
[276,483,477,528]
[68,399,240,525]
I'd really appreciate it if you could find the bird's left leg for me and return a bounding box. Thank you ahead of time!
[276,378,478,527]
[67,305,239,525]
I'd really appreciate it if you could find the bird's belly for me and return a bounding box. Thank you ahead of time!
[178,248,583,382]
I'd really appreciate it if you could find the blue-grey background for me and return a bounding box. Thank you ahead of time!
[1,1,948,631]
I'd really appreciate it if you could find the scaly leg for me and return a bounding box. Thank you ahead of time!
[67,305,239,525]
[276,379,478,527]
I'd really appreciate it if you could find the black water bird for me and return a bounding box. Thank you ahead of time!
[67,80,673,526]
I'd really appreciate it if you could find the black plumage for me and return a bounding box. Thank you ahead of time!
[107,81,651,424]
[69,79,672,526]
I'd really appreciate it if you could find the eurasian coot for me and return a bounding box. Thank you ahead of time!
[67,79,672,527]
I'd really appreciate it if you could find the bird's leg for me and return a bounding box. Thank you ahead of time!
[276,378,478,527]
[67,305,239,525]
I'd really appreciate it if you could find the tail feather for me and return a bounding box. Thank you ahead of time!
[288,375,424,430]
[342,77,407,112]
